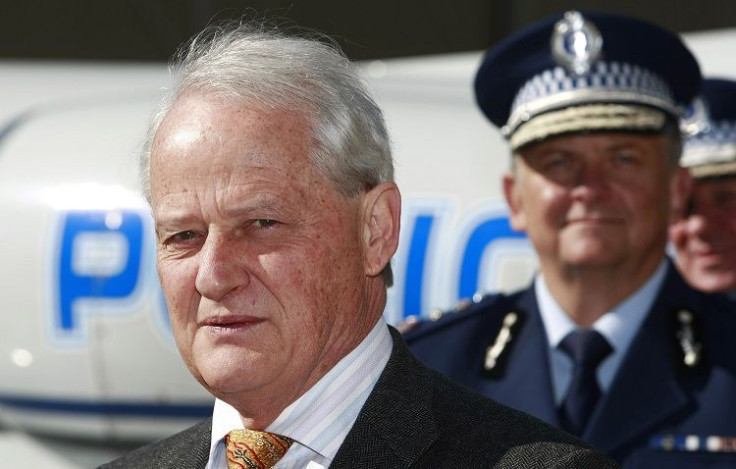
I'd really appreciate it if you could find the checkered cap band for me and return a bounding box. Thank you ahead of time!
[683,121,736,160]
[506,61,677,137]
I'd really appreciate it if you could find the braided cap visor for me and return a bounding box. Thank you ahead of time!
[688,160,736,179]
[510,103,667,151]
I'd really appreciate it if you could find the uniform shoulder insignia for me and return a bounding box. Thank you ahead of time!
[672,308,705,370]
[451,298,473,313]
[395,310,448,334]
[396,292,497,334]
[482,309,526,378]
[396,315,421,334]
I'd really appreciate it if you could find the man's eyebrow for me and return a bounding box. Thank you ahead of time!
[153,210,201,233]
[606,142,637,151]
[223,198,286,218]
[523,146,572,162]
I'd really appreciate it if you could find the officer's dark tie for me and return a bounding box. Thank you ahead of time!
[558,329,613,436]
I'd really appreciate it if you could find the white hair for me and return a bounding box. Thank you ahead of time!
[140,21,396,284]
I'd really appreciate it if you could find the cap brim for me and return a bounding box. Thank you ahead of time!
[689,161,736,179]
[510,104,667,150]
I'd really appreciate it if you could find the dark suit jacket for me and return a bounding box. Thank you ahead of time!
[100,328,618,468]
[407,262,736,468]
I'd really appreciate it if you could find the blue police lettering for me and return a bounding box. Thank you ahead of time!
[52,199,531,342]
[55,210,144,339]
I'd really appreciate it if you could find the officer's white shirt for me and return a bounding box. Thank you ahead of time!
[204,317,393,469]
[536,259,669,405]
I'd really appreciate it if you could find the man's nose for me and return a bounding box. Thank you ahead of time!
[572,162,608,199]
[195,232,249,301]
[686,211,712,237]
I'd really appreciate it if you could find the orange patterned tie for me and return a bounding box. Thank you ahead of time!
[225,429,294,469]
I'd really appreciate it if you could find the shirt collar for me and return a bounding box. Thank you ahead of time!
[207,317,392,464]
[536,259,669,353]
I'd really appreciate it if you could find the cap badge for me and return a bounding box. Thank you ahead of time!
[551,11,603,76]
[680,97,711,137]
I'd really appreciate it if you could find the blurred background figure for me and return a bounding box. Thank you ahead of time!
[671,78,736,295]
[406,10,736,468]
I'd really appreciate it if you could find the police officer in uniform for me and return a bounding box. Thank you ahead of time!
[671,78,736,295]
[405,11,736,468]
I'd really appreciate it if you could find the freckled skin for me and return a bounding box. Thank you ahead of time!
[671,176,736,293]
[150,93,398,428]
[503,133,686,324]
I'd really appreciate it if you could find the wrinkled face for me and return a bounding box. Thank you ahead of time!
[504,133,680,277]
[671,176,736,292]
[150,94,374,403]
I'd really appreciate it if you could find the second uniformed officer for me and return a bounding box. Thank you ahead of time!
[405,11,736,468]
[671,78,736,295]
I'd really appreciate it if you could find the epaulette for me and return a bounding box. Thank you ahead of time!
[397,292,501,335]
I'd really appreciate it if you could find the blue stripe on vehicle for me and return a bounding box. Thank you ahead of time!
[0,394,213,418]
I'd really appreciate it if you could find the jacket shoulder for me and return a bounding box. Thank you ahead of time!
[402,290,522,342]
[98,419,212,469]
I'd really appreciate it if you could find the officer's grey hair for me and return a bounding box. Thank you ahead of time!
[140,21,395,285]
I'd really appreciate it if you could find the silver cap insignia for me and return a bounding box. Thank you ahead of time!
[551,11,603,76]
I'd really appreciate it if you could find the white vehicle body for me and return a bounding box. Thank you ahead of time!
[1,28,735,443]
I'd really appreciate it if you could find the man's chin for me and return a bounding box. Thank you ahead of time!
[561,244,621,268]
[688,262,736,292]
[191,346,271,393]
[200,368,266,397]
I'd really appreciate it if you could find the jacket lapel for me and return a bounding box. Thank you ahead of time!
[151,418,212,469]
[585,264,695,455]
[479,287,561,427]
[330,328,439,468]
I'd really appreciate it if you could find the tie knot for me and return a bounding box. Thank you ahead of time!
[225,429,294,469]
[559,329,612,367]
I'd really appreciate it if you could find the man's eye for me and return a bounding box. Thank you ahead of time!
[613,151,638,165]
[539,150,569,164]
[548,155,567,166]
[254,219,278,228]
[166,231,200,245]
[714,192,736,207]
[541,153,572,172]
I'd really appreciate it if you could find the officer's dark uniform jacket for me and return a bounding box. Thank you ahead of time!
[405,261,736,468]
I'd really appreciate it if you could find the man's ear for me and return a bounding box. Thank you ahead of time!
[362,182,401,278]
[670,166,692,223]
[503,170,526,232]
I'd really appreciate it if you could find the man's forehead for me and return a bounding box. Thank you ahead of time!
[517,131,666,153]
[152,95,314,160]
[160,92,312,135]
[148,97,336,203]
[155,121,203,153]
[695,175,736,189]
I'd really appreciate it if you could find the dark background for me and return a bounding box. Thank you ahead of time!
[1,1,735,62]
